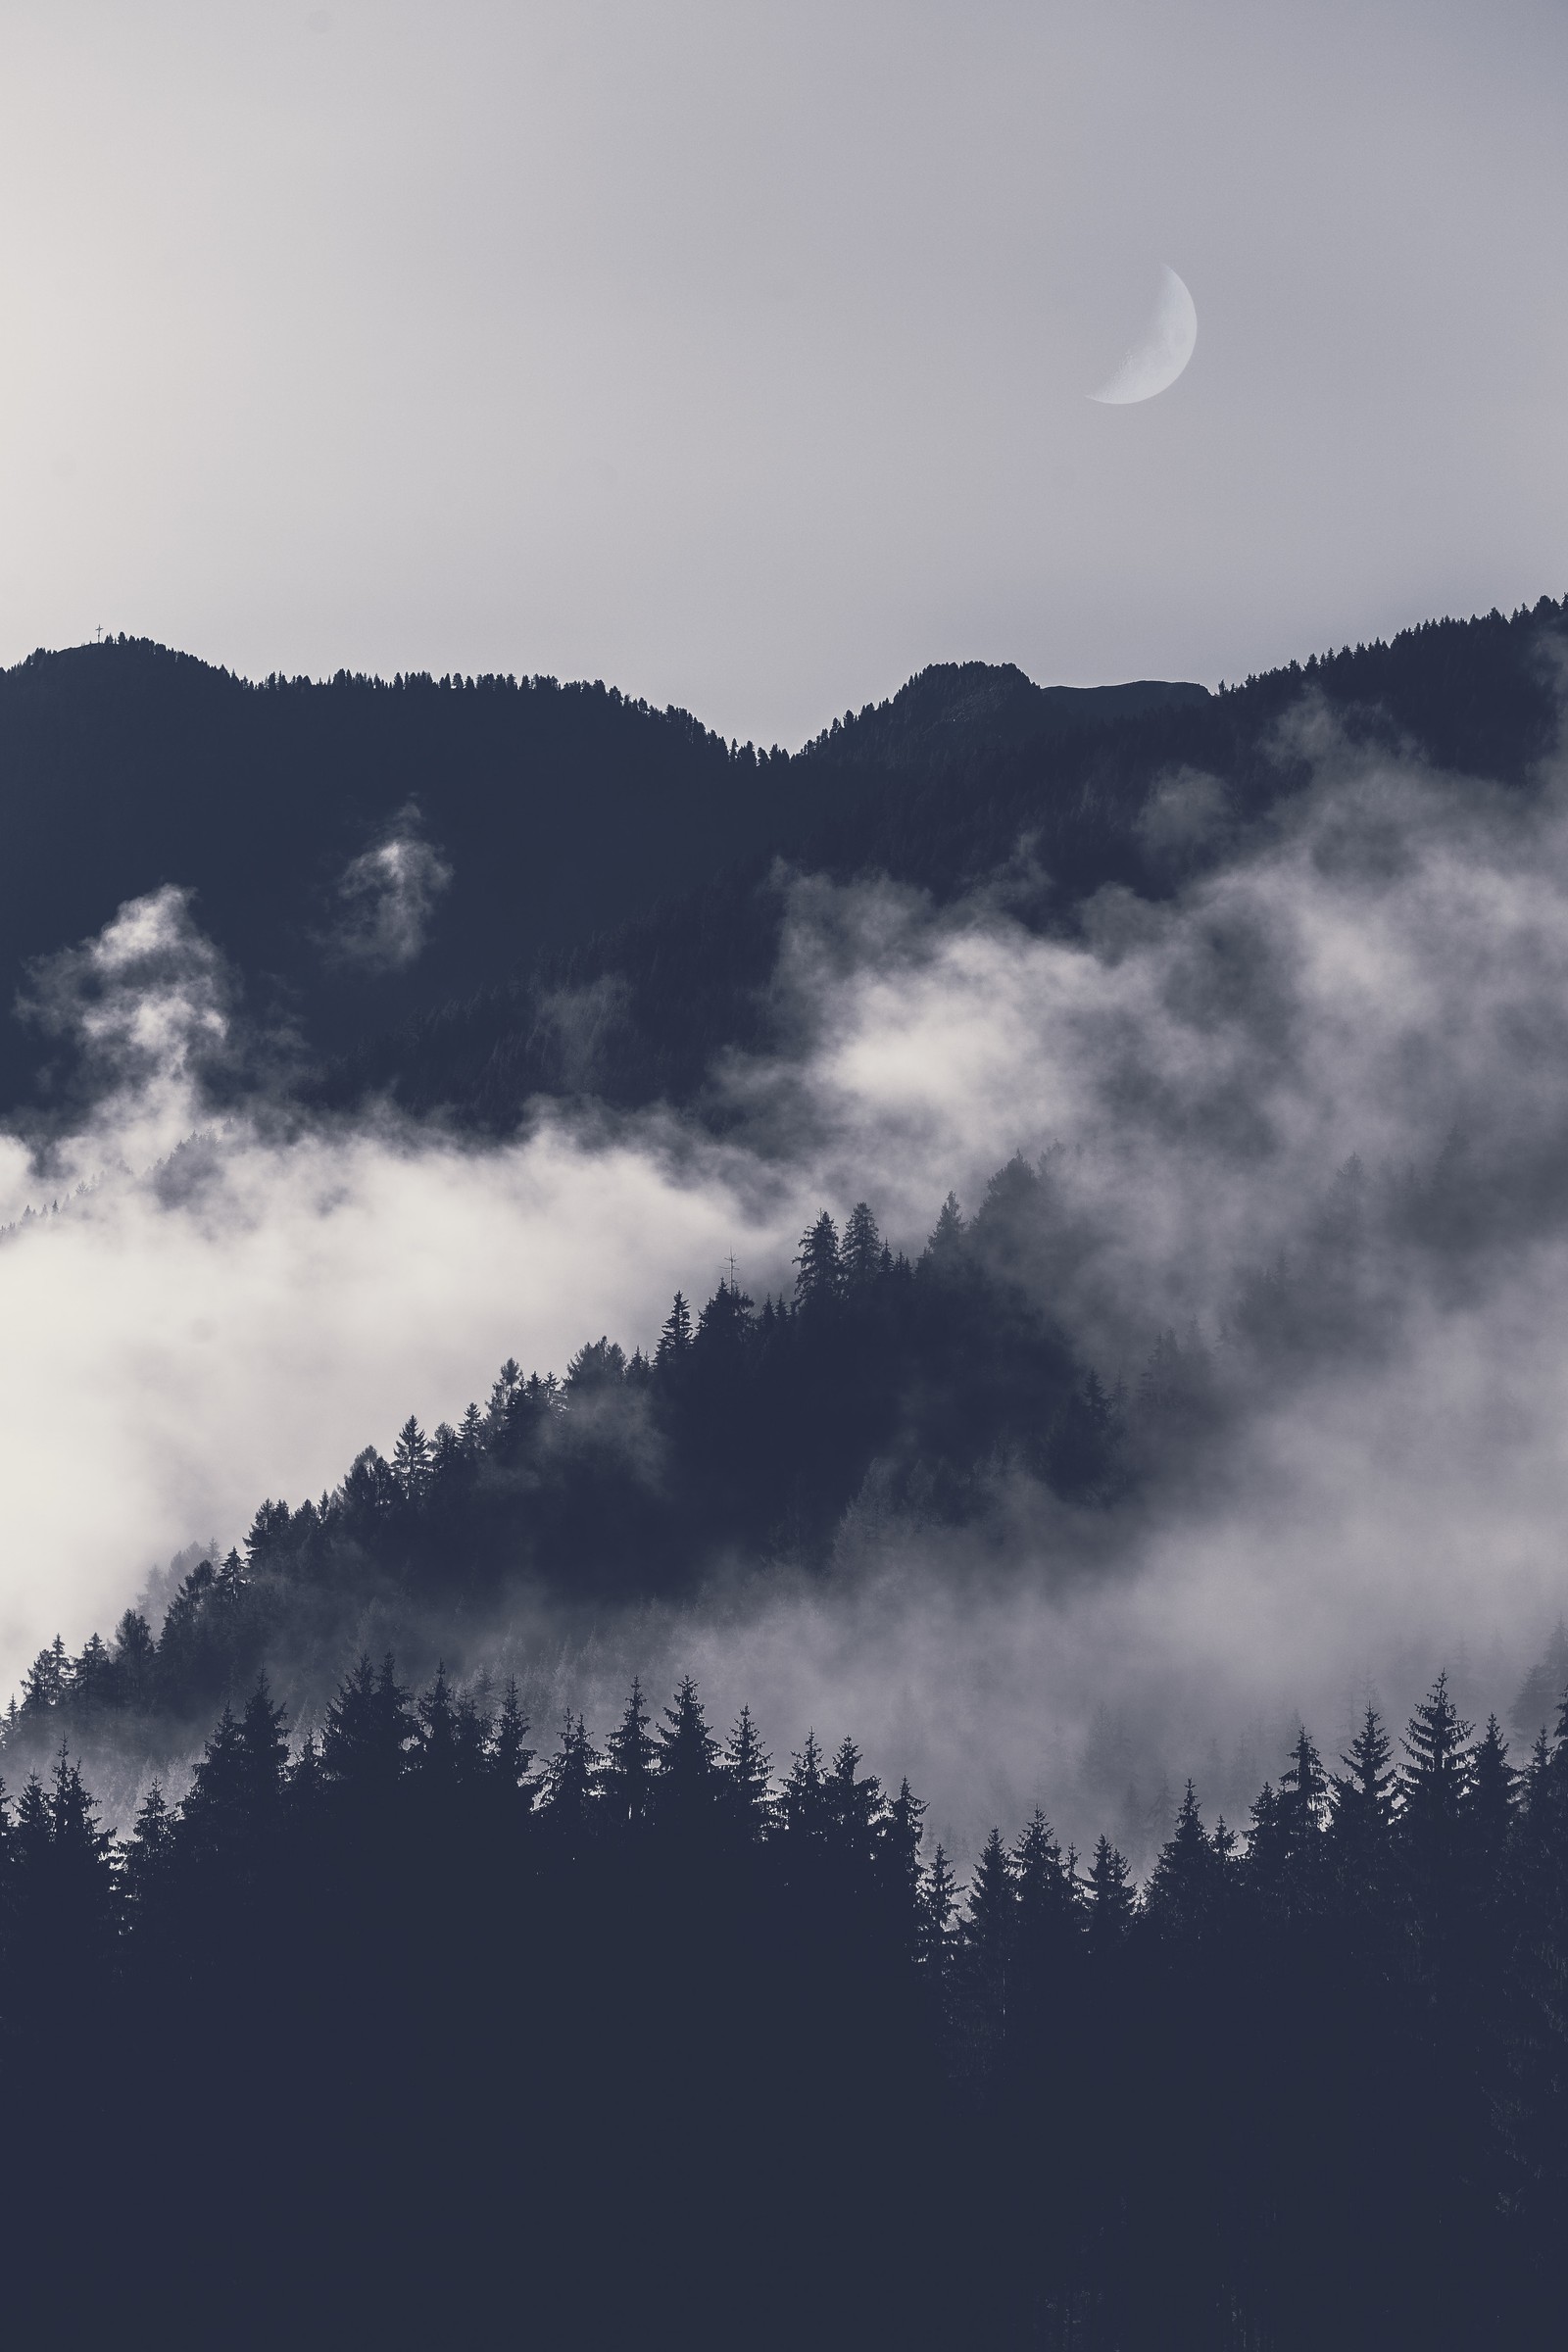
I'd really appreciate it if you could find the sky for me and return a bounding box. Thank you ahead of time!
[0,1,1565,744]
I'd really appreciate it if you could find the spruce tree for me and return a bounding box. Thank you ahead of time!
[793,1212,842,1307]
[781,1732,830,1850]
[122,1780,175,1918]
[491,1679,536,1805]
[1396,1674,1479,1984]
[1329,1704,1396,1897]
[961,1828,1016,2053]
[655,1678,720,1839]
[1144,1781,1218,1945]
[655,1293,693,1371]
[919,1843,958,1977]
[602,1679,657,1830]
[1087,1835,1135,1956]
[841,1201,883,1290]
[824,1736,884,1886]
[720,1706,772,1844]
[543,1713,599,1849]
[1471,1715,1518,1880]
[322,1654,416,1798]
[881,1778,926,1921]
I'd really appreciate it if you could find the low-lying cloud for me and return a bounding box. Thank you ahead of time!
[6,701,1568,1859]
[327,803,453,972]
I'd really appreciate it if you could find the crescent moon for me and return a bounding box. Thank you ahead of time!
[1089,266,1197,405]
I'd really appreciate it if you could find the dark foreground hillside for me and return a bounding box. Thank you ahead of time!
[3,1655,1565,2346]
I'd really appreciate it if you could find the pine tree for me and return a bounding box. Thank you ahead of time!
[416,1664,460,1788]
[881,1778,926,1922]
[122,1779,175,1917]
[176,1704,249,1866]
[491,1679,536,1805]
[112,1609,156,1708]
[1279,1724,1329,1855]
[602,1678,657,1830]
[1012,1808,1080,2022]
[1470,1714,1518,1882]
[919,1843,958,1978]
[841,1201,883,1290]
[72,1633,113,1719]
[287,1734,326,1824]
[1144,1781,1218,1944]
[543,1712,599,1848]
[322,1654,416,1797]
[655,1293,693,1371]
[1087,1835,1135,1957]
[1329,1704,1396,1895]
[824,1736,884,1886]
[1396,1672,1477,1958]
[794,1211,842,1308]
[923,1192,966,1270]
[720,1706,771,1843]
[781,1732,830,1849]
[655,1679,720,1839]
[961,1828,1016,2050]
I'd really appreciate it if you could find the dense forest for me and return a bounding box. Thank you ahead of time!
[0,637,1201,1115]
[1,1170,1125,1778]
[3,1123,1551,1797]
[8,596,1566,1132]
[3,1649,1566,2342]
[332,595,1568,1126]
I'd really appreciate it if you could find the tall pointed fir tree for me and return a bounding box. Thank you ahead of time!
[603,1679,658,1832]
[720,1706,772,1846]
[794,1211,842,1309]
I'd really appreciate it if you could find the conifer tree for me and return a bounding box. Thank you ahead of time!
[923,1192,966,1270]
[491,1679,536,1805]
[881,1778,926,1918]
[655,1293,693,1370]
[655,1679,720,1839]
[1471,1714,1518,1880]
[961,1827,1016,2049]
[111,1609,156,1708]
[543,1712,599,1848]
[841,1201,883,1290]
[602,1678,657,1830]
[825,1736,884,1885]
[781,1732,830,1849]
[1329,1704,1396,1894]
[416,1664,460,1787]
[287,1734,325,1823]
[1144,1781,1218,1944]
[720,1706,771,1843]
[794,1211,842,1307]
[1087,1835,1135,1956]
[322,1655,416,1797]
[919,1843,957,1977]
[1279,1724,1329,1856]
[122,1780,175,1917]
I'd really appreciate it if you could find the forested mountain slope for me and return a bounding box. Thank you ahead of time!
[336,596,1568,1127]
[0,638,1200,1114]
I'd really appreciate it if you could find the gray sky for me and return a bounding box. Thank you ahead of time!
[1,0,1565,744]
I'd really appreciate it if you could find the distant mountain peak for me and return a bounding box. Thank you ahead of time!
[801,660,1209,772]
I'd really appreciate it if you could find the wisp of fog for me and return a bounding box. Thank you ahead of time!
[5,699,1568,1858]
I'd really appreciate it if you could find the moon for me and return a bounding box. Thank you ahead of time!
[1089,266,1197,405]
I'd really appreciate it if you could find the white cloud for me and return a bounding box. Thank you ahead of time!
[7,714,1568,1861]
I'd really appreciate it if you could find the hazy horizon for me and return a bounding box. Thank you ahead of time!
[2,2,1565,745]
